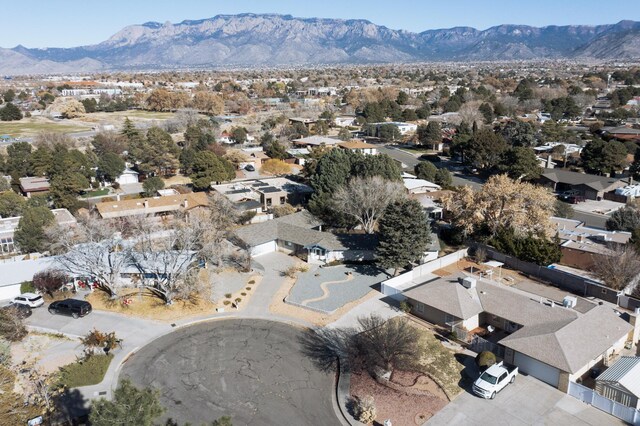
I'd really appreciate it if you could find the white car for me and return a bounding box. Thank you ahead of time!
[12,293,44,308]
[472,361,518,399]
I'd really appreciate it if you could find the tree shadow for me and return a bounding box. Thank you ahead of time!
[454,352,479,395]
[53,388,90,425]
[297,326,356,373]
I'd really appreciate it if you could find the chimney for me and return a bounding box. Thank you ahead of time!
[546,155,553,169]
[183,199,188,209]
[143,200,149,208]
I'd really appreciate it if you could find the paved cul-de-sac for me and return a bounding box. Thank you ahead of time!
[121,319,339,425]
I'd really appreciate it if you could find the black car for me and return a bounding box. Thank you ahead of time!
[1,303,32,318]
[48,299,92,319]
[245,164,255,172]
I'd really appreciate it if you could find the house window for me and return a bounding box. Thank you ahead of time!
[266,198,272,207]
[416,303,424,313]
[280,196,286,205]
[602,288,607,294]
[285,241,292,247]
[444,314,455,324]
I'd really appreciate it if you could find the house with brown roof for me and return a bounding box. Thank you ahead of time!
[94,192,208,219]
[338,140,378,155]
[403,274,634,392]
[538,168,626,200]
[19,176,50,198]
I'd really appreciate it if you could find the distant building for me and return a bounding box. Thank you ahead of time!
[367,122,417,136]
[337,140,378,155]
[19,177,50,198]
[292,136,340,148]
[115,168,139,185]
[0,209,76,254]
[94,192,208,219]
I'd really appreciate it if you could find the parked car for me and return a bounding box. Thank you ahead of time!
[557,189,580,200]
[48,299,92,319]
[11,293,44,308]
[472,361,519,399]
[1,303,32,318]
[245,164,255,172]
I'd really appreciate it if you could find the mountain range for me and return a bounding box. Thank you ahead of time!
[2,14,640,75]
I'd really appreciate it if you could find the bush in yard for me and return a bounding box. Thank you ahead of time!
[81,329,120,357]
[353,395,377,424]
[32,269,70,297]
[475,351,496,371]
[399,300,413,313]
[0,306,27,341]
[20,281,35,294]
[89,378,164,426]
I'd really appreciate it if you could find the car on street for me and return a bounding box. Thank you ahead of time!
[12,293,44,308]
[473,361,518,399]
[1,303,32,318]
[48,299,92,319]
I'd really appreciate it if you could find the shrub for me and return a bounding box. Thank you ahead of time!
[32,269,69,297]
[224,293,232,299]
[475,351,496,371]
[245,287,251,291]
[0,338,11,366]
[234,298,242,303]
[248,280,255,284]
[399,300,412,313]
[241,292,247,296]
[223,300,231,305]
[237,210,257,225]
[0,306,27,341]
[353,395,377,424]
[20,281,35,293]
[81,329,120,357]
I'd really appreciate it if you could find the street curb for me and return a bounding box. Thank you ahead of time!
[336,358,366,426]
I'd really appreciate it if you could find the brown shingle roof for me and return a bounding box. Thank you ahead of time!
[95,192,208,219]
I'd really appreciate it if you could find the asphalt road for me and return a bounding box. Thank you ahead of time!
[377,145,484,189]
[121,319,339,426]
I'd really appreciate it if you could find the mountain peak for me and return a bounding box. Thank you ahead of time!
[1,14,639,75]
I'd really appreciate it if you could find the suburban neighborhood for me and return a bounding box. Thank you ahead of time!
[1,4,640,426]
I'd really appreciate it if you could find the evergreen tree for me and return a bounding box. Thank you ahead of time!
[14,206,54,253]
[417,121,442,149]
[414,162,437,182]
[465,129,508,172]
[435,168,453,188]
[0,102,22,121]
[265,141,288,160]
[89,379,165,426]
[498,147,542,180]
[376,199,431,275]
[98,153,125,182]
[190,151,235,190]
[6,141,32,177]
[0,191,26,217]
[142,176,165,197]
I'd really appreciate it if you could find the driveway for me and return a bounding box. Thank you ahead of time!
[427,373,624,426]
[121,319,339,426]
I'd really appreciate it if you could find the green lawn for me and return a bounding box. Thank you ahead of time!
[0,121,90,137]
[57,354,113,388]
[81,188,110,198]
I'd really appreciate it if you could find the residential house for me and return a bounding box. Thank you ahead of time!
[292,135,340,148]
[334,115,357,127]
[212,177,313,217]
[552,217,632,270]
[289,117,317,131]
[403,274,633,392]
[538,169,626,200]
[233,211,377,263]
[595,356,640,409]
[602,126,640,142]
[19,176,50,198]
[0,257,56,300]
[338,140,378,155]
[403,178,441,195]
[115,168,139,185]
[94,192,208,219]
[0,209,76,254]
[368,122,417,136]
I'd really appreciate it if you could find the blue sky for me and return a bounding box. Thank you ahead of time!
[4,0,639,48]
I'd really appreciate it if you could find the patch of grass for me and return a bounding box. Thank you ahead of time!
[0,121,90,137]
[81,188,110,198]
[57,354,113,388]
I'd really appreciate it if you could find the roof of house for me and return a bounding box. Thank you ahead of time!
[404,278,484,319]
[540,169,624,192]
[0,257,56,288]
[404,274,631,373]
[501,306,632,374]
[233,211,377,251]
[292,136,340,146]
[338,140,377,150]
[595,356,640,397]
[95,192,208,218]
[403,178,441,192]
[19,176,50,192]
[552,216,631,254]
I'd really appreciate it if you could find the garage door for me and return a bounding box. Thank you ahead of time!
[0,283,21,302]
[514,352,560,387]
[250,241,277,257]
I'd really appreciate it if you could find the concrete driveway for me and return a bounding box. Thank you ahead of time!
[121,319,339,426]
[427,373,624,426]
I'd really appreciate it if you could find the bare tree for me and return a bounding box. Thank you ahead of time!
[52,218,131,298]
[333,176,405,234]
[355,314,421,375]
[591,244,640,293]
[0,306,27,342]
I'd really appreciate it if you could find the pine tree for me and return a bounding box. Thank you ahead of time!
[376,199,431,275]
